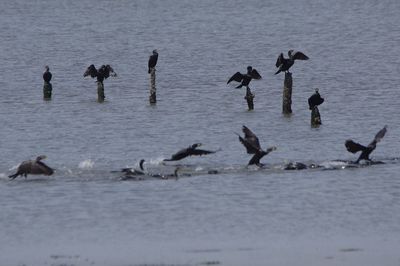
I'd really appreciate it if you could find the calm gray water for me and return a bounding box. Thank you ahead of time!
[1,0,400,265]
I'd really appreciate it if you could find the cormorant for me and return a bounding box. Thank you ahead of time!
[345,126,387,163]
[83,64,117,83]
[237,125,277,166]
[308,89,324,110]
[43,66,52,83]
[9,155,54,180]
[227,66,262,89]
[120,159,146,176]
[163,143,218,161]
[148,49,158,74]
[275,50,309,75]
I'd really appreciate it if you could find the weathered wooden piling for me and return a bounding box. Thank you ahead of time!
[311,106,322,127]
[149,68,156,104]
[244,87,254,110]
[43,82,52,100]
[282,72,292,114]
[97,82,105,102]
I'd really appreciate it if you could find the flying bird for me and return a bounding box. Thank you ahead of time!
[227,66,262,89]
[9,155,54,180]
[345,125,387,163]
[275,50,309,75]
[148,49,158,74]
[237,125,277,166]
[43,66,52,83]
[163,143,218,161]
[308,89,324,110]
[84,64,117,83]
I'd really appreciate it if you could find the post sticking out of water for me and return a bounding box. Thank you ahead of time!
[282,72,292,114]
[97,82,105,102]
[244,87,254,110]
[311,106,322,127]
[43,81,52,100]
[149,68,156,104]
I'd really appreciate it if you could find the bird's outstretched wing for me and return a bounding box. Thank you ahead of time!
[84,65,97,78]
[189,149,216,156]
[242,125,261,149]
[250,69,262,80]
[106,65,117,77]
[238,135,259,154]
[345,140,366,153]
[292,51,309,61]
[275,53,284,67]
[227,72,244,84]
[368,125,387,147]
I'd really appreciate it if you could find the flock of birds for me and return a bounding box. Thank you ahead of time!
[6,49,388,180]
[8,124,388,180]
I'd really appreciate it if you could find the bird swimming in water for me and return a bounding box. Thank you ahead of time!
[83,64,117,83]
[148,49,158,74]
[308,89,324,110]
[43,66,52,83]
[163,143,218,161]
[275,50,309,75]
[237,125,277,167]
[227,66,262,89]
[345,125,387,164]
[120,159,146,176]
[9,155,54,180]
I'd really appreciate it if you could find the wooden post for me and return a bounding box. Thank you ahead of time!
[97,81,105,102]
[244,87,254,110]
[149,68,156,104]
[311,106,322,127]
[43,82,52,100]
[282,72,292,114]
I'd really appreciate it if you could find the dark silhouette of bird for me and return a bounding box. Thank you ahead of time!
[120,159,146,176]
[43,66,52,83]
[275,50,309,75]
[345,126,387,163]
[237,125,277,166]
[308,89,324,110]
[163,143,218,161]
[9,155,54,180]
[148,49,158,74]
[83,64,117,83]
[227,66,262,88]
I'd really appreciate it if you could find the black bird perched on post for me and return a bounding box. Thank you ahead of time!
[227,66,262,88]
[43,66,52,83]
[9,155,54,180]
[163,143,218,161]
[345,126,387,164]
[83,64,117,83]
[237,125,277,167]
[275,50,309,75]
[308,89,324,110]
[148,49,158,74]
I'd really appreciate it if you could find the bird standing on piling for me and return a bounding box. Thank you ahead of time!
[227,66,262,89]
[275,50,309,75]
[148,49,158,74]
[83,64,117,101]
[43,66,53,99]
[308,89,324,110]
